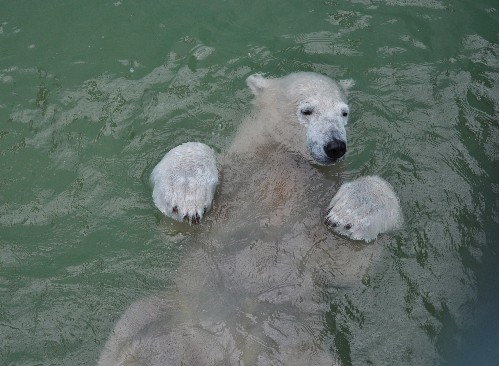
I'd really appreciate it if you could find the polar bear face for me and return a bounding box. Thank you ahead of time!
[246,72,351,165]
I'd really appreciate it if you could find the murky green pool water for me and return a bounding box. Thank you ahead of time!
[1,1,497,365]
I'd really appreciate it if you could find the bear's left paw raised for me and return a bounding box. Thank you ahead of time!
[325,176,402,242]
[150,142,218,224]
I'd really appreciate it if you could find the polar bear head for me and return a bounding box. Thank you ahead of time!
[246,72,352,165]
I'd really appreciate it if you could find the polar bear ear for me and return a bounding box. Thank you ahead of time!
[246,74,269,96]
[338,79,355,96]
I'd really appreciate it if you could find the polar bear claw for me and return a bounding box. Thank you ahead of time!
[325,176,402,242]
[150,142,218,224]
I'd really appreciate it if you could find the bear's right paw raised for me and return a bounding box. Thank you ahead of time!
[151,142,218,224]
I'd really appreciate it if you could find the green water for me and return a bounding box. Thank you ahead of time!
[1,0,497,365]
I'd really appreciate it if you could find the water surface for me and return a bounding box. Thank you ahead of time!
[1,1,498,365]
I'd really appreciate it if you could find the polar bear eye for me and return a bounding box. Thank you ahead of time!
[342,110,348,117]
[301,107,314,116]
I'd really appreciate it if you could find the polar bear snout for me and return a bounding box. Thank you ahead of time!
[307,136,347,164]
[306,117,347,165]
[324,139,346,160]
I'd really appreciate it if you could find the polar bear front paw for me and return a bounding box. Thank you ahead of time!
[325,176,402,242]
[151,142,218,224]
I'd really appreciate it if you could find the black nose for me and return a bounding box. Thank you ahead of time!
[324,139,346,160]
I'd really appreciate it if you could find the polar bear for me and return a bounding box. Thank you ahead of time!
[151,72,401,240]
[98,72,402,365]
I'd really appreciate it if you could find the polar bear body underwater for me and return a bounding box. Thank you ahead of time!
[98,72,402,365]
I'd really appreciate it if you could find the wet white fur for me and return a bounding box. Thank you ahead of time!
[232,72,350,165]
[326,175,402,241]
[150,142,218,223]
